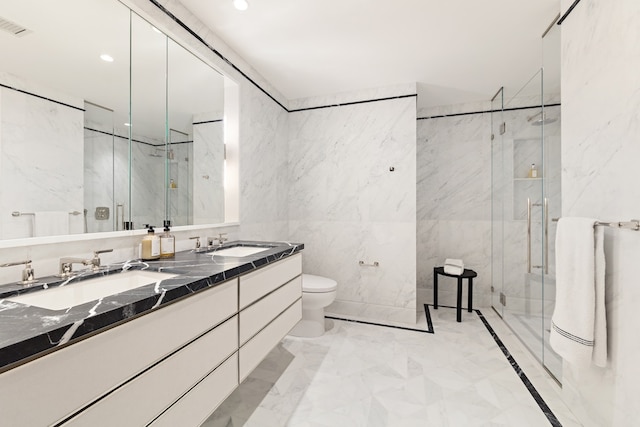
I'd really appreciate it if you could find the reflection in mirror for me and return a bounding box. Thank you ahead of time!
[168,128,192,226]
[130,13,225,230]
[0,0,227,240]
[84,102,129,233]
[0,0,129,239]
[167,38,225,226]
[131,12,168,230]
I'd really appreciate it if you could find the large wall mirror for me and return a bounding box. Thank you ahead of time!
[0,0,225,240]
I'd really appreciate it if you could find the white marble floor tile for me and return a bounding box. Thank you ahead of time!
[202,306,582,427]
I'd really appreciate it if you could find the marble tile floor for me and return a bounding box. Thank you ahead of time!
[506,311,563,382]
[202,306,582,427]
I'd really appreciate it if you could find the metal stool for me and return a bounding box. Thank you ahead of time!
[433,266,477,322]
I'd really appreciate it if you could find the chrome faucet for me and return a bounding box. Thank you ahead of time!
[206,233,228,249]
[58,249,113,277]
[88,249,113,271]
[0,259,37,285]
[189,236,201,251]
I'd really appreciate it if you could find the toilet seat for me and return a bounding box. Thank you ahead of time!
[302,274,337,293]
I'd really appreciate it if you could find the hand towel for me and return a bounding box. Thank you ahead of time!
[444,258,464,275]
[34,211,69,237]
[550,217,607,367]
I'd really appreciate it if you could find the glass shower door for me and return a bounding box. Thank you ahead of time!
[490,87,505,316]
[505,71,546,368]
[491,70,550,373]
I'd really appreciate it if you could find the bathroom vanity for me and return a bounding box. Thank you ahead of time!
[0,241,303,426]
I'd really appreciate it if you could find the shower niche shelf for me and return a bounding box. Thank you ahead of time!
[512,138,544,221]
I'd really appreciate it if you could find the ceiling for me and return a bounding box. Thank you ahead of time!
[178,0,560,109]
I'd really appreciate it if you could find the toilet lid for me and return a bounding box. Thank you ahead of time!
[302,274,337,293]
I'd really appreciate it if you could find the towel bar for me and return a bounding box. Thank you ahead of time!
[552,217,640,231]
[12,211,82,217]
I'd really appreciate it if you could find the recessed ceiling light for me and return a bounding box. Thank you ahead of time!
[233,0,248,11]
[100,54,114,62]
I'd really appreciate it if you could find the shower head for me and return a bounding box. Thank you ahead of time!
[527,111,557,126]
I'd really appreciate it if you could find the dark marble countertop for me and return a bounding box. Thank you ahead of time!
[0,240,303,374]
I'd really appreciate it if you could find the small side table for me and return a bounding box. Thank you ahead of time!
[433,266,478,322]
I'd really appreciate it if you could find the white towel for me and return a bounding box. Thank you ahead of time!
[444,258,464,275]
[550,217,607,367]
[34,211,69,237]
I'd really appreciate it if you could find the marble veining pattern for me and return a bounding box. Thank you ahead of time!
[0,241,302,373]
[204,306,580,427]
[288,95,416,323]
[0,76,84,239]
[559,0,640,426]
[416,106,492,309]
[193,118,224,224]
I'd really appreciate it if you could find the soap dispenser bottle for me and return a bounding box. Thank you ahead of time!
[528,163,538,178]
[141,226,161,261]
[160,220,175,259]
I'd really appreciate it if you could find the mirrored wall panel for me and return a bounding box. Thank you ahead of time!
[0,0,225,240]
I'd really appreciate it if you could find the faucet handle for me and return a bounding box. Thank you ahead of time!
[0,260,37,285]
[189,236,201,249]
[94,249,113,256]
[91,249,113,271]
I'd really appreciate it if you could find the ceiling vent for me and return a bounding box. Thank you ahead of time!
[0,16,31,37]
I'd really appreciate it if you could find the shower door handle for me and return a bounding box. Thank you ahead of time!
[544,198,549,275]
[527,197,531,274]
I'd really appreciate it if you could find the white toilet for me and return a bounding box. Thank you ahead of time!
[289,274,337,337]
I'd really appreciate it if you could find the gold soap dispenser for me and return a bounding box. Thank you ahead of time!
[141,226,161,261]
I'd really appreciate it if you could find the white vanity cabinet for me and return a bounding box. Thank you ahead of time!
[0,253,303,427]
[0,278,238,427]
[238,253,302,381]
[152,252,303,425]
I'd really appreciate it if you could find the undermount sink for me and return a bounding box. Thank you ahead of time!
[210,246,271,257]
[6,270,177,310]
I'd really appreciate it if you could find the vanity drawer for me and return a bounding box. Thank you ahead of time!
[239,298,302,382]
[239,252,302,309]
[149,353,239,427]
[239,275,302,345]
[0,278,238,427]
[62,316,238,426]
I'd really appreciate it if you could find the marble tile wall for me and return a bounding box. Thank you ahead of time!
[418,102,560,314]
[236,83,290,241]
[83,127,117,234]
[130,136,166,229]
[0,76,84,240]
[416,107,492,308]
[193,119,224,225]
[167,140,193,226]
[559,0,640,425]
[288,95,417,324]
